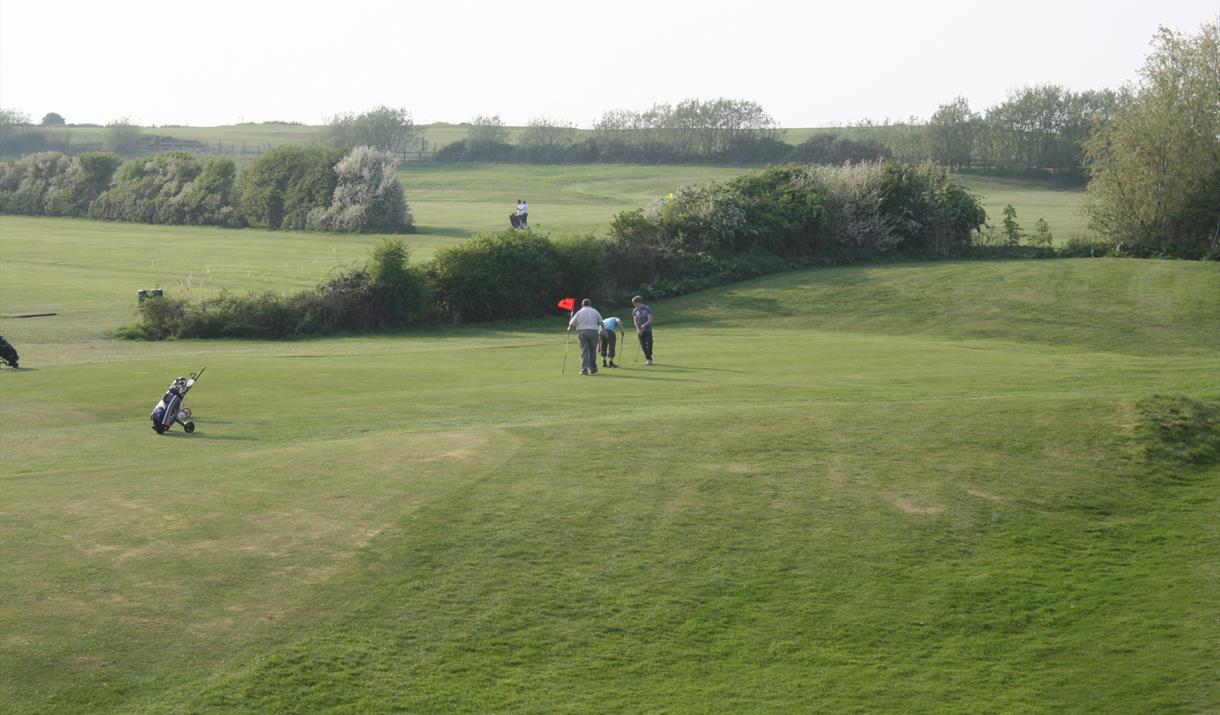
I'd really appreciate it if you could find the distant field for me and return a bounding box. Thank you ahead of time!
[1,244,1216,711]
[958,173,1090,239]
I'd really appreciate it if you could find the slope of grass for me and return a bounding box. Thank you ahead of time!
[1,254,1216,712]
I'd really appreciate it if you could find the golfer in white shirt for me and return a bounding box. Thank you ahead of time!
[567,298,604,375]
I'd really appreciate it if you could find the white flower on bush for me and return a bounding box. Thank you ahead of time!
[308,146,413,233]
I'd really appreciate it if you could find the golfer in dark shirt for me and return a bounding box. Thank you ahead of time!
[632,295,654,365]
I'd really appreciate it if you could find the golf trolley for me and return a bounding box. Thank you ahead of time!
[0,336,18,368]
[150,367,204,434]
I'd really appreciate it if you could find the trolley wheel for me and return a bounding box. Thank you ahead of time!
[183,422,196,434]
[153,425,166,434]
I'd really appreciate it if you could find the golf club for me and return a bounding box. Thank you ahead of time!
[562,331,571,374]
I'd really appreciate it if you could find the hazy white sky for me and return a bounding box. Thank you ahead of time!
[1,0,1215,127]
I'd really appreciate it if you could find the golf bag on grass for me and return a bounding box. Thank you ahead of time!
[0,336,18,368]
[150,368,204,434]
[509,212,523,230]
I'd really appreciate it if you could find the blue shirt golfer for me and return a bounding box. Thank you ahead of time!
[567,299,603,375]
[599,316,624,368]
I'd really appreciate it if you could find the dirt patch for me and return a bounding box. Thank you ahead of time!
[893,498,945,515]
[966,489,1007,502]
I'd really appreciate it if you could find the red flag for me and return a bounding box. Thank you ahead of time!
[556,297,576,312]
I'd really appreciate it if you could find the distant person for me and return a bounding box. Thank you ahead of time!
[632,295,654,365]
[567,298,604,375]
[518,199,529,229]
[510,199,524,230]
[599,315,624,368]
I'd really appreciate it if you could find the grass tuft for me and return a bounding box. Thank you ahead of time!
[1137,395,1220,467]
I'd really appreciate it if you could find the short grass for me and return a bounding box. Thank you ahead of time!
[1,209,1216,714]
[958,173,1090,240]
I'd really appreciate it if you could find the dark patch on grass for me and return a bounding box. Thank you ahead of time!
[1137,395,1220,468]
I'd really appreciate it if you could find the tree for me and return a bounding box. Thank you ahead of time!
[306,146,413,233]
[238,145,345,229]
[0,108,46,156]
[467,114,508,152]
[1084,18,1220,256]
[1001,204,1023,246]
[104,118,143,154]
[928,97,976,169]
[40,112,65,126]
[323,106,415,153]
[1030,218,1054,247]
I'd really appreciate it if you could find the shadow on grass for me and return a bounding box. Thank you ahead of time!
[414,225,472,239]
[591,371,700,382]
[157,431,258,442]
[646,363,747,374]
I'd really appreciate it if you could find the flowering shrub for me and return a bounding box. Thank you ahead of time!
[90,152,240,226]
[307,146,413,233]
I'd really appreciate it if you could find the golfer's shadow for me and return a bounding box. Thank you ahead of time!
[156,430,257,442]
[603,371,698,382]
[631,363,746,374]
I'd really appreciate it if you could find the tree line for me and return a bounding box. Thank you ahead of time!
[0,144,413,234]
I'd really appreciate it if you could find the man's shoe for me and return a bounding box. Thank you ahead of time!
[646,359,653,365]
[580,369,588,375]
[590,368,598,374]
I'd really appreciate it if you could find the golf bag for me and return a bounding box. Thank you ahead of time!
[0,336,18,368]
[150,368,204,434]
[509,212,523,230]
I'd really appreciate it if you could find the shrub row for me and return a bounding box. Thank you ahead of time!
[0,146,413,233]
[132,161,994,339]
[434,133,890,167]
[129,240,428,339]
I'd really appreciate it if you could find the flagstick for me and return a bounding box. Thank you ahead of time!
[561,308,574,375]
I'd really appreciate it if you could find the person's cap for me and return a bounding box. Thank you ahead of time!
[631,295,642,303]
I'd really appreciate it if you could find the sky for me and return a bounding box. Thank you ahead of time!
[1,0,1215,128]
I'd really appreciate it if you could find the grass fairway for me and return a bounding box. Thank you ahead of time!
[1,224,1217,713]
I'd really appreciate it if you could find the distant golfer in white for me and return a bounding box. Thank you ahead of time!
[567,298,603,375]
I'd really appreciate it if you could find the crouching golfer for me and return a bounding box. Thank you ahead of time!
[599,315,624,368]
[567,298,603,375]
[632,295,654,365]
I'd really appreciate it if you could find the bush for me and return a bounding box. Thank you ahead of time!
[238,145,344,229]
[44,152,122,217]
[306,146,413,233]
[131,240,430,339]
[104,118,142,155]
[874,162,987,254]
[787,133,892,165]
[1059,235,1112,257]
[0,151,72,214]
[366,239,429,325]
[609,161,985,264]
[89,152,240,226]
[427,230,563,322]
[553,234,608,299]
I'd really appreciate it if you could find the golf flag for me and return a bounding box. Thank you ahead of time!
[556,297,576,312]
